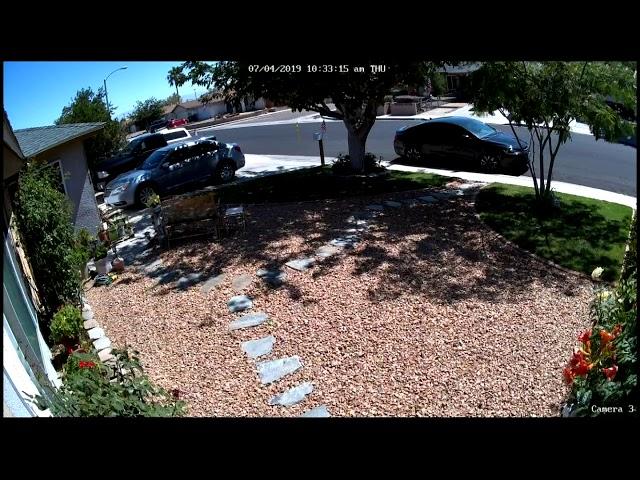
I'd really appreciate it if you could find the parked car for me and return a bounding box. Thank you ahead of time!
[167,118,188,128]
[149,119,169,133]
[103,138,245,208]
[95,129,193,189]
[394,116,529,174]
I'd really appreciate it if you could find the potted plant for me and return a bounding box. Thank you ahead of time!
[50,305,84,356]
[94,243,112,275]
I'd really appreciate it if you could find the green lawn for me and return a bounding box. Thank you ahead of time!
[475,184,634,282]
[215,166,449,203]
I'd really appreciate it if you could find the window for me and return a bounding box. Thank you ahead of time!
[47,160,68,195]
[146,135,167,149]
[162,130,188,141]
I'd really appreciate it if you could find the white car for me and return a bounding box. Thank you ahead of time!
[158,127,191,144]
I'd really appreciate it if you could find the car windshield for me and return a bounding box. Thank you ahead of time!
[140,149,170,170]
[122,138,143,153]
[464,119,497,139]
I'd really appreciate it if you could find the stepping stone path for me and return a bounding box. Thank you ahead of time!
[201,273,226,293]
[384,200,402,208]
[93,336,111,352]
[228,295,253,313]
[241,335,275,358]
[285,258,315,272]
[142,258,163,275]
[315,245,341,258]
[418,195,438,204]
[232,273,253,291]
[83,319,99,330]
[87,327,105,340]
[177,272,202,290]
[256,268,287,287]
[229,312,268,331]
[366,204,384,211]
[300,405,331,417]
[257,356,303,385]
[269,382,314,406]
[330,235,360,248]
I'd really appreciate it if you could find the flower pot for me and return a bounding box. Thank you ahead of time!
[112,257,125,273]
[98,229,109,242]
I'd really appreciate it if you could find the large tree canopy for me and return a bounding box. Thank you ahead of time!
[130,97,164,130]
[56,87,126,166]
[472,61,636,207]
[175,61,443,172]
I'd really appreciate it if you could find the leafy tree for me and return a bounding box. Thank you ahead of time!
[429,73,447,97]
[56,87,126,166]
[130,97,164,130]
[162,92,182,106]
[472,62,636,209]
[167,66,187,97]
[174,61,443,172]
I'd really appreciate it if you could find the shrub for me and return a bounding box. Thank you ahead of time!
[14,163,83,320]
[94,243,108,260]
[49,305,83,345]
[621,212,636,281]
[331,152,385,175]
[563,267,637,416]
[30,348,186,417]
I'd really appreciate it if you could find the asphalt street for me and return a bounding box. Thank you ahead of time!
[195,119,637,196]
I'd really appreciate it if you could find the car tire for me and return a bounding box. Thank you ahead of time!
[216,160,236,183]
[136,183,158,208]
[478,151,500,172]
[404,145,423,161]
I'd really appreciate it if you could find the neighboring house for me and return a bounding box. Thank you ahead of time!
[13,122,105,235]
[437,63,482,96]
[3,111,61,417]
[163,96,267,122]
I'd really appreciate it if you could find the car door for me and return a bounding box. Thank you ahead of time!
[189,142,220,184]
[157,147,190,193]
[445,125,478,163]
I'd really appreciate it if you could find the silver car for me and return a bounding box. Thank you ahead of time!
[104,138,245,208]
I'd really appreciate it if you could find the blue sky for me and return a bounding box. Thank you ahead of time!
[3,61,211,129]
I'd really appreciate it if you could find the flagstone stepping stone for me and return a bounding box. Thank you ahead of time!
[366,204,384,211]
[142,258,163,274]
[458,182,486,190]
[256,268,287,286]
[300,405,331,417]
[403,199,421,208]
[82,303,93,313]
[82,309,94,321]
[156,270,181,285]
[228,312,267,331]
[84,319,99,330]
[93,336,112,352]
[201,273,226,293]
[268,381,314,406]
[87,327,105,340]
[98,348,115,363]
[241,335,276,358]
[285,258,315,272]
[330,235,360,248]
[232,273,253,291]
[257,356,303,385]
[433,191,457,199]
[315,245,341,258]
[177,272,202,290]
[228,295,253,312]
[384,200,402,208]
[418,195,438,203]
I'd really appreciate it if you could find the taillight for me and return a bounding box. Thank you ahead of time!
[233,145,242,153]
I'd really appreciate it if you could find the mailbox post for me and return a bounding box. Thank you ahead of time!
[313,132,325,166]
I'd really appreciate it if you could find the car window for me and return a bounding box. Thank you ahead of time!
[140,149,170,170]
[146,135,166,149]
[163,130,188,141]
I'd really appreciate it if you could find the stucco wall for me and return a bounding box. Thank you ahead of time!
[35,141,101,235]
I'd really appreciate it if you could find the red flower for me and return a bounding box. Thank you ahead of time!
[600,330,616,345]
[578,329,592,344]
[563,367,574,384]
[67,346,74,354]
[612,324,623,337]
[570,350,587,367]
[79,361,96,369]
[602,365,618,380]
[573,361,591,377]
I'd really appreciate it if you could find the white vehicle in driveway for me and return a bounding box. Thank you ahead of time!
[158,127,191,143]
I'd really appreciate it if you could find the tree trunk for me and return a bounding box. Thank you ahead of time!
[346,127,367,173]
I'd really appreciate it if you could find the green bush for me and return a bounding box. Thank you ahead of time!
[94,243,108,260]
[621,213,636,281]
[31,349,186,417]
[429,73,447,97]
[14,163,84,320]
[50,305,83,344]
[331,153,385,175]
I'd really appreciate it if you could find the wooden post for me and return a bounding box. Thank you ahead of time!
[319,138,325,166]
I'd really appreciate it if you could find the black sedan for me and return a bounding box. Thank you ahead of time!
[394,116,529,174]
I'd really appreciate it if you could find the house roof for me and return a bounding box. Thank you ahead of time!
[162,104,178,115]
[3,110,25,159]
[437,63,482,74]
[14,122,105,158]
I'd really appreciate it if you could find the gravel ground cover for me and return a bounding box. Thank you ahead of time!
[87,190,592,416]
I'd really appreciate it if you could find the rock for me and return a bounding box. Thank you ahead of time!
[330,235,360,248]
[142,258,163,275]
[87,327,105,340]
[201,273,226,293]
[269,382,314,406]
[83,319,99,330]
[81,309,94,321]
[285,258,315,272]
[366,204,384,211]
[315,245,341,258]
[177,272,202,290]
[418,195,438,203]
[256,356,303,385]
[256,269,287,287]
[98,348,115,363]
[93,337,112,352]
[403,199,421,208]
[300,405,331,417]
[229,312,268,331]
[228,295,253,312]
[384,200,402,208]
[241,335,276,358]
[232,273,253,291]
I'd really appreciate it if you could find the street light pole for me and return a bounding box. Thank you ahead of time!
[103,66,128,118]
